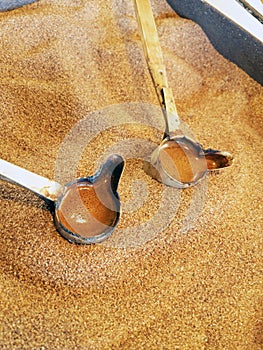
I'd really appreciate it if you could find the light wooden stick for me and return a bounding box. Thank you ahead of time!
[133,0,180,135]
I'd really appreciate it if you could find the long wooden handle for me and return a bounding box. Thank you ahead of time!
[133,0,180,135]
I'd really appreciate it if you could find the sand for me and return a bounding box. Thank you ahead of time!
[0,0,262,349]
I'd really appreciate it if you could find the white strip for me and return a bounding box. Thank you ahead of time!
[247,0,263,14]
[0,159,62,201]
[203,0,263,42]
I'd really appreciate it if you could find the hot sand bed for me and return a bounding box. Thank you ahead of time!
[0,0,262,349]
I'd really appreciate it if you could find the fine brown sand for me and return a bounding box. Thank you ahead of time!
[0,0,262,349]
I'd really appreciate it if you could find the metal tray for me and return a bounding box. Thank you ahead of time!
[167,0,263,85]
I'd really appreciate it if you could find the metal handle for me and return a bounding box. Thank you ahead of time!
[0,159,63,202]
[133,0,181,136]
